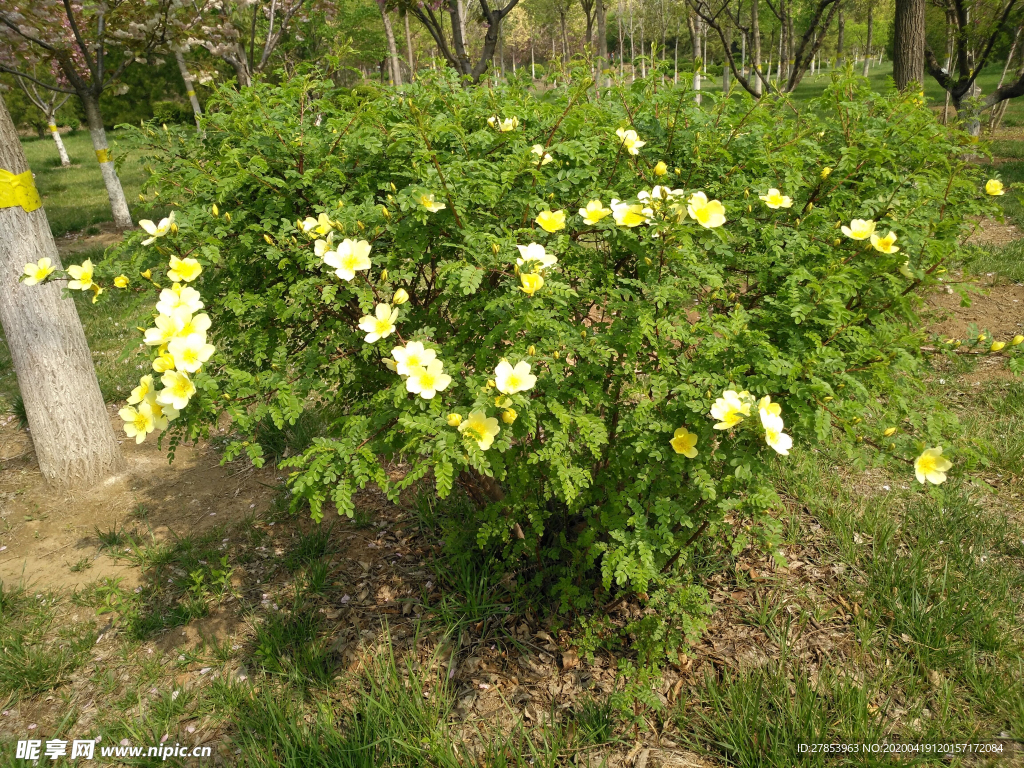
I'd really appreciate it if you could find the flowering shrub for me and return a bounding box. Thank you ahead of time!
[46,70,1020,647]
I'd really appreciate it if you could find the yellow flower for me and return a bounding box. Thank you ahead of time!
[300,212,334,235]
[870,231,899,254]
[520,272,544,296]
[212,204,219,216]
[392,341,437,376]
[669,427,698,458]
[985,179,1005,196]
[143,313,185,346]
[392,288,410,305]
[167,256,202,283]
[168,334,216,373]
[759,188,793,209]
[127,374,155,405]
[323,238,372,281]
[516,243,557,272]
[157,370,197,411]
[177,311,212,340]
[358,303,399,343]
[419,193,446,213]
[527,345,536,356]
[447,413,462,427]
[90,285,103,304]
[914,446,952,485]
[579,199,612,225]
[313,234,334,258]
[494,359,537,394]
[459,409,501,450]
[1011,335,1024,346]
[531,145,553,165]
[113,275,129,288]
[502,408,518,424]
[118,403,156,444]
[139,212,175,245]
[711,389,753,430]
[758,395,782,418]
[687,192,726,229]
[141,269,152,280]
[654,161,668,176]
[21,257,55,286]
[152,350,176,373]
[883,427,897,437]
[990,341,1006,352]
[610,199,649,228]
[536,210,566,233]
[67,259,94,291]
[156,283,204,316]
[615,127,646,155]
[841,219,875,240]
[821,167,832,179]
[405,360,452,399]
[760,410,792,456]
[488,116,519,132]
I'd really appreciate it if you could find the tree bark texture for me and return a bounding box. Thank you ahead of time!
[893,0,925,91]
[80,92,132,229]
[0,96,126,488]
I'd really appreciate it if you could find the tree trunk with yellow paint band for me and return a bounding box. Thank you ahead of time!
[175,51,203,128]
[0,95,127,488]
[48,120,71,168]
[81,92,132,229]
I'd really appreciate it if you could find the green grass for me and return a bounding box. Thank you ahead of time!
[20,129,150,237]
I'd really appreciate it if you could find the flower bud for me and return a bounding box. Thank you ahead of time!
[554,351,560,359]
[392,288,409,305]
[581,330,587,338]
[883,427,897,437]
[978,334,987,342]
[808,202,814,211]
[833,238,841,246]
[492,243,500,255]
[502,408,517,425]
[821,167,832,179]
[890,442,896,450]
[823,396,833,402]
[390,182,397,192]
[743,189,749,198]
[212,204,219,216]
[357,221,365,230]
[527,345,536,356]
[264,234,274,245]
[447,413,462,427]
[748,205,752,213]
[1011,335,1024,346]
[644,257,652,265]
[991,341,1006,352]
[486,379,495,389]
[224,212,232,222]
[795,218,801,226]
[141,269,152,280]
[138,194,145,202]
[381,206,390,219]
[675,167,681,175]
[381,269,388,282]
[654,161,668,176]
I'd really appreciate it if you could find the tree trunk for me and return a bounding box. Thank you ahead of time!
[836,5,844,66]
[48,120,71,168]
[0,96,126,487]
[405,13,416,82]
[380,6,403,86]
[80,92,132,230]
[175,51,203,128]
[752,0,762,96]
[596,0,608,86]
[863,5,873,77]
[893,0,925,91]
[689,13,701,102]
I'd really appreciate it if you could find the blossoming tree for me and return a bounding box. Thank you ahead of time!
[35,70,1020,655]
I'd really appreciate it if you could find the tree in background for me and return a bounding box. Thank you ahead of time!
[0,93,126,486]
[893,0,925,89]
[0,0,171,228]
[13,63,72,166]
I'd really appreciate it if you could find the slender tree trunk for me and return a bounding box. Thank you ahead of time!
[893,0,925,91]
[405,13,416,81]
[47,118,71,168]
[596,0,608,86]
[80,92,132,230]
[836,5,845,66]
[863,5,873,77]
[629,0,635,79]
[175,51,202,128]
[752,0,762,95]
[0,96,126,487]
[675,17,680,83]
[380,6,403,86]
[640,13,646,77]
[619,0,625,78]
[532,38,536,78]
[689,13,701,102]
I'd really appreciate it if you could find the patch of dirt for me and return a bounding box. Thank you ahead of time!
[55,222,124,258]
[0,408,279,593]
[966,216,1022,246]
[926,280,1024,342]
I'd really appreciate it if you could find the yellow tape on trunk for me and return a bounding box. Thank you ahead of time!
[187,90,196,97]
[0,169,43,213]
[48,123,58,132]
[95,148,111,163]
